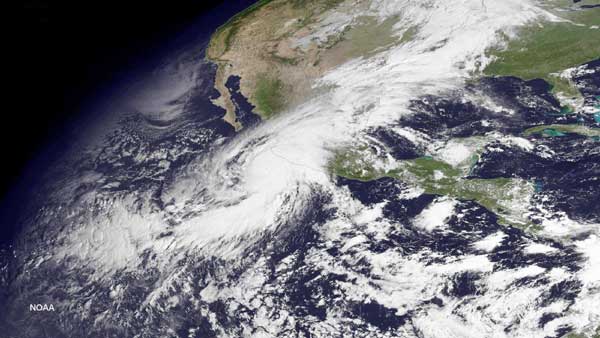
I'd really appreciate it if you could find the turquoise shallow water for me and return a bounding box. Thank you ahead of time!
[543,128,566,137]
[546,106,575,116]
[534,179,544,193]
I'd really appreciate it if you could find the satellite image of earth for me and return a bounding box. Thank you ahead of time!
[1,0,600,337]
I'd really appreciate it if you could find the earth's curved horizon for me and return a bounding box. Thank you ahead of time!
[1,0,599,337]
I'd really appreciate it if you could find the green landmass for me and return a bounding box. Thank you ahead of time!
[329,146,381,181]
[523,124,600,137]
[485,23,600,82]
[484,4,600,98]
[329,149,534,228]
[254,74,285,118]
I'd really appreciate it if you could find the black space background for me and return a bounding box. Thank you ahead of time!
[6,0,228,199]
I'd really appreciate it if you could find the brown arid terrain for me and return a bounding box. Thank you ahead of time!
[206,0,414,129]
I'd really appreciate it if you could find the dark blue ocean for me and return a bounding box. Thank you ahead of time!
[0,0,258,246]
